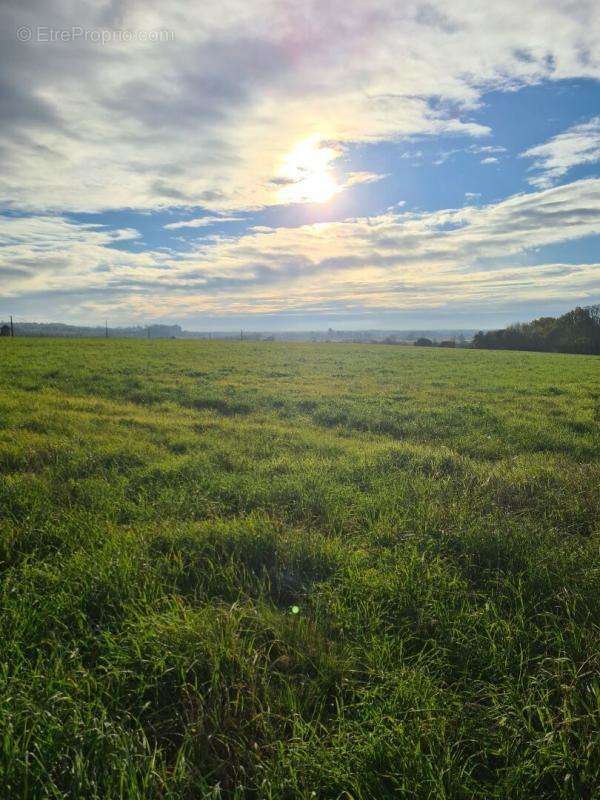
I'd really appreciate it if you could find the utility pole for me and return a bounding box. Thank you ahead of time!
[240,329,243,341]
[10,315,14,337]
[105,320,108,339]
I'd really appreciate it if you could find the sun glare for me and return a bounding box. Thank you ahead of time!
[277,135,341,204]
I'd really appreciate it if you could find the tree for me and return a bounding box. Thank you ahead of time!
[472,305,600,355]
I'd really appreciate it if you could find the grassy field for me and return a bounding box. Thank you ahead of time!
[0,338,598,799]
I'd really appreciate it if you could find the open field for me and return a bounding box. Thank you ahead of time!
[0,338,598,799]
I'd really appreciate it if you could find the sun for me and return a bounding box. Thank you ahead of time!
[276,135,341,204]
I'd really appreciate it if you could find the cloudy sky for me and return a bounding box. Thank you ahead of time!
[1,0,599,330]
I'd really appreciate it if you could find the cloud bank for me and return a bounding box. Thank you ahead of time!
[2,179,599,321]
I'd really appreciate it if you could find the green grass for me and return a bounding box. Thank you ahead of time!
[0,338,598,799]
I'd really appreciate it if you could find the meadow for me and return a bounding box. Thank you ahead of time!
[0,338,598,799]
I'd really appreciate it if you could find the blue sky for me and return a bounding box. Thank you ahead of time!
[1,2,599,330]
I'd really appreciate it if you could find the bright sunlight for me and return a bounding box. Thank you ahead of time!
[276,135,341,204]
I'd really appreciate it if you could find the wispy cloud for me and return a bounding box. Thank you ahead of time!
[164,216,244,230]
[522,116,600,187]
[343,172,389,188]
[469,145,507,155]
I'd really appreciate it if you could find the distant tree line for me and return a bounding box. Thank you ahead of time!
[0,321,185,339]
[473,305,600,355]
[414,337,459,348]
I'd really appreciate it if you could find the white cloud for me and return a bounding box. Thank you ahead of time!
[164,216,244,230]
[2,179,599,321]
[343,172,389,188]
[1,0,599,213]
[522,116,600,187]
[469,145,507,155]
[481,157,499,164]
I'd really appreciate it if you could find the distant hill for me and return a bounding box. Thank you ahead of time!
[0,321,477,343]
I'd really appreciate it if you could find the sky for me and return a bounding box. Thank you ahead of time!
[1,1,599,331]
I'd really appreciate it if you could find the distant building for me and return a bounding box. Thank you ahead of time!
[0,324,10,337]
